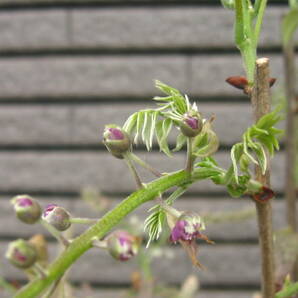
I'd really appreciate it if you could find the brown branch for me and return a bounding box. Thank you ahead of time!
[251,57,275,298]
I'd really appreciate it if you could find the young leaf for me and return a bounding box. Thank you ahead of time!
[253,143,267,175]
[123,112,138,134]
[231,143,244,184]
[155,119,172,157]
[173,133,187,152]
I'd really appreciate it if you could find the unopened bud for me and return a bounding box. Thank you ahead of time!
[239,154,250,172]
[180,111,203,137]
[107,230,140,261]
[42,204,71,231]
[11,195,42,224]
[103,125,131,159]
[6,239,37,269]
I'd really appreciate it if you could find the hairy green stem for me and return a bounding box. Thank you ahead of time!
[185,138,195,173]
[14,170,190,298]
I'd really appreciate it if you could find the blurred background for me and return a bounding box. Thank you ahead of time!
[0,0,295,297]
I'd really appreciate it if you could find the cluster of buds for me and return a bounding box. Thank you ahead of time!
[103,125,131,159]
[11,195,42,224]
[6,239,37,269]
[179,110,203,138]
[42,204,71,231]
[166,208,213,269]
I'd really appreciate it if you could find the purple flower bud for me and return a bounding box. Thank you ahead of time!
[42,204,71,231]
[6,239,37,269]
[11,195,42,224]
[103,125,131,159]
[180,112,203,137]
[170,212,204,243]
[107,230,140,261]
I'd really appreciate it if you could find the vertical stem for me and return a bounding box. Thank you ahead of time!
[185,138,194,173]
[250,57,275,298]
[283,38,298,282]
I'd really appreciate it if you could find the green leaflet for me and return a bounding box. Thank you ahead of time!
[155,119,172,157]
[173,133,187,152]
[231,143,244,184]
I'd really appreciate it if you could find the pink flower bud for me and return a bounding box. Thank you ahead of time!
[106,230,140,261]
[6,239,37,269]
[180,112,203,138]
[42,204,71,231]
[103,125,131,159]
[11,195,42,224]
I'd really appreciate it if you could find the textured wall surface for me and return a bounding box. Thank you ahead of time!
[0,1,291,297]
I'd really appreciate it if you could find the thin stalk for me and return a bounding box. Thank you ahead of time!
[123,153,143,189]
[185,138,195,173]
[69,218,98,225]
[250,57,275,298]
[283,34,298,283]
[14,170,191,298]
[92,239,108,249]
[129,152,162,177]
[40,220,70,247]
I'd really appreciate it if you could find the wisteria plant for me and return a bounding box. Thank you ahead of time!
[3,1,297,298]
[5,78,283,297]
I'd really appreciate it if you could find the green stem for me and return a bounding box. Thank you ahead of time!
[185,138,195,173]
[123,153,143,189]
[129,152,162,177]
[69,218,98,225]
[254,0,268,47]
[14,170,190,298]
[275,282,298,298]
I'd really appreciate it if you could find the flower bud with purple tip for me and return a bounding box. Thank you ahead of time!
[170,212,206,243]
[42,204,71,231]
[11,195,42,224]
[106,230,140,261]
[180,111,203,138]
[103,125,131,159]
[6,239,37,269]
